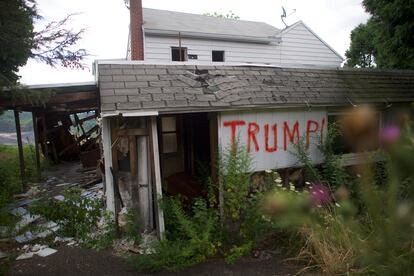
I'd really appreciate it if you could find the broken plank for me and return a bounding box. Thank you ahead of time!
[149,116,165,239]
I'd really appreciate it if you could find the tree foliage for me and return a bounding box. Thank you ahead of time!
[0,0,87,89]
[345,22,376,68]
[0,0,37,87]
[204,11,240,20]
[346,0,414,69]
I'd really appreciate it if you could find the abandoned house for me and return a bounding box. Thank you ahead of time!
[3,0,414,238]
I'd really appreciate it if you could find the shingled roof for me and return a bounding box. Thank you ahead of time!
[98,63,414,115]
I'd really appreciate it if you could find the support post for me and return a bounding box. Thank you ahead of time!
[149,116,165,239]
[102,117,116,214]
[137,117,152,230]
[41,114,49,162]
[32,112,41,181]
[14,110,26,190]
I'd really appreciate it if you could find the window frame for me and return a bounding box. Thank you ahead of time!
[160,116,179,154]
[171,47,188,62]
[212,50,225,62]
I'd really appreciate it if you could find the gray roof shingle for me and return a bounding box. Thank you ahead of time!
[143,8,280,40]
[98,64,414,114]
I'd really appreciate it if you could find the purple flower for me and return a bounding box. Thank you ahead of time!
[380,125,400,145]
[309,183,332,206]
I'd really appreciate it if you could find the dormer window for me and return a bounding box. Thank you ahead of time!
[171,47,187,61]
[212,50,225,62]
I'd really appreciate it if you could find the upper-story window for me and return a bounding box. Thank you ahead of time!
[212,50,225,62]
[171,47,187,61]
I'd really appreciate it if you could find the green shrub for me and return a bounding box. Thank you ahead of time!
[130,197,218,272]
[123,208,142,243]
[264,121,414,275]
[30,187,102,240]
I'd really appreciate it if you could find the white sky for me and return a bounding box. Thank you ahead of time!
[19,0,370,85]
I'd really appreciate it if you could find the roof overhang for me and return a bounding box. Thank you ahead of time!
[144,28,281,44]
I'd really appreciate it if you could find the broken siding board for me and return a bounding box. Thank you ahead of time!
[149,116,165,239]
[102,117,116,214]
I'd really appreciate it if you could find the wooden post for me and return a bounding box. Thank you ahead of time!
[14,110,26,190]
[41,114,49,162]
[32,111,41,181]
[149,116,165,239]
[137,117,152,230]
[102,117,116,214]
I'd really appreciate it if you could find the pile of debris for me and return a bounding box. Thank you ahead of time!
[0,171,104,261]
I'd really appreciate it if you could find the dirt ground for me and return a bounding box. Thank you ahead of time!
[7,246,310,276]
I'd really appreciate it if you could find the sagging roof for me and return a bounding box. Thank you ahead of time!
[143,8,281,43]
[1,82,98,113]
[97,63,414,115]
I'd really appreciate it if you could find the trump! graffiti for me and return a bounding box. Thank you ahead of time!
[219,110,327,171]
[223,119,325,152]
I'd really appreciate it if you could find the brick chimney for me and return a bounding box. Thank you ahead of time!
[130,0,144,60]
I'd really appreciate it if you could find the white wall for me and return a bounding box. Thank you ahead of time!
[280,22,343,67]
[218,109,327,171]
[144,35,282,64]
[143,22,343,67]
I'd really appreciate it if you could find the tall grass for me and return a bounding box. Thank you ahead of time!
[0,145,44,215]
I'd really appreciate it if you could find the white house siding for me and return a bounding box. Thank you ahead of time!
[279,22,343,67]
[144,35,282,64]
[143,22,343,67]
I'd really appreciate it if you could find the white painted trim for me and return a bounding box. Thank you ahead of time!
[100,111,159,118]
[122,111,159,117]
[95,59,341,70]
[340,152,383,167]
[102,117,116,214]
[25,81,97,89]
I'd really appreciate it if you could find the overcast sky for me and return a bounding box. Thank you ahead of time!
[19,0,370,85]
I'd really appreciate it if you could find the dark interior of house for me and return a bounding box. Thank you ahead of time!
[159,112,211,201]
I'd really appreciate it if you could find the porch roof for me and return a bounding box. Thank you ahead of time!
[97,63,414,115]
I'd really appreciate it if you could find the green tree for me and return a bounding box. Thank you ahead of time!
[345,22,376,68]
[0,0,87,89]
[346,0,414,69]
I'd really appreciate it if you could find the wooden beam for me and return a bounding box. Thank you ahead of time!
[14,110,26,190]
[149,116,165,239]
[102,117,116,214]
[32,112,41,181]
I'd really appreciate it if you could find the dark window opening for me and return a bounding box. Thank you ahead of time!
[171,47,187,61]
[328,113,380,155]
[212,50,225,62]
